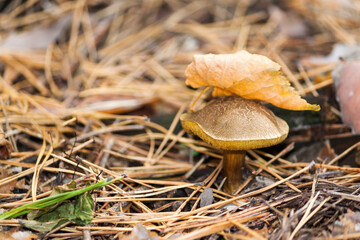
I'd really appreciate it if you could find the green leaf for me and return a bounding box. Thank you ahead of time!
[74,192,94,225]
[24,201,74,232]
[27,181,77,221]
[22,192,93,233]
[23,193,93,232]
[23,218,67,232]
[0,176,122,220]
[0,176,124,233]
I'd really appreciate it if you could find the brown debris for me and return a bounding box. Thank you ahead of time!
[0,128,12,159]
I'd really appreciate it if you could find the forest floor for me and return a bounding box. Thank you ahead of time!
[0,0,360,239]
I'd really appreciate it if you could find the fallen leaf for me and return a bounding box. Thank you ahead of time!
[0,177,119,221]
[291,0,360,28]
[0,15,71,54]
[331,210,360,236]
[0,131,12,159]
[74,95,159,114]
[119,223,159,240]
[332,60,360,133]
[269,6,308,37]
[0,170,16,194]
[15,178,29,190]
[318,141,337,162]
[199,188,213,208]
[307,44,360,65]
[185,51,319,111]
[23,181,94,232]
[0,229,37,240]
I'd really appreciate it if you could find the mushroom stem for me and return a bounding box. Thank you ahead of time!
[223,150,246,193]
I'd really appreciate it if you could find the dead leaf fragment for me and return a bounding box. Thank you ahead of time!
[307,44,360,65]
[269,6,308,38]
[331,210,360,236]
[0,15,71,54]
[0,229,37,240]
[74,95,159,114]
[119,223,159,240]
[185,51,319,111]
[199,188,213,208]
[333,60,360,133]
[0,140,12,159]
[291,0,360,28]
[0,170,16,194]
[0,131,12,159]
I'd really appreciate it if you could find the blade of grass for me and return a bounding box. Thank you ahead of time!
[0,175,124,220]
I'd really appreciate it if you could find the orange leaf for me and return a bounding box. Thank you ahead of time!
[185,51,320,111]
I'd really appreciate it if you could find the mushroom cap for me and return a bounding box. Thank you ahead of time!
[181,96,289,150]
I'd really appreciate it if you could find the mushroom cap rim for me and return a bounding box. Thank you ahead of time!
[181,115,288,150]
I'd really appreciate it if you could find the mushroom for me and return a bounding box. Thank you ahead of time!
[181,96,289,193]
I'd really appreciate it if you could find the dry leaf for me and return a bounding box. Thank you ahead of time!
[0,131,12,159]
[307,44,360,65]
[0,140,12,159]
[75,95,159,114]
[185,51,319,111]
[119,223,159,240]
[0,15,71,54]
[0,170,16,194]
[332,60,360,133]
[331,210,360,236]
[291,0,360,28]
[199,188,213,208]
[269,6,308,38]
[0,230,37,240]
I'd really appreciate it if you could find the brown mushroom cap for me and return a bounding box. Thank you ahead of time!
[181,96,289,150]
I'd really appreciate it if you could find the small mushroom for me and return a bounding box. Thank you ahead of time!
[181,96,289,193]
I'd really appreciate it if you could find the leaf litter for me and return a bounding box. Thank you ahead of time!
[0,0,360,239]
[185,51,320,111]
